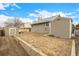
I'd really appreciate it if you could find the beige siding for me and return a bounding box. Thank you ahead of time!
[4,27,9,36]
[5,27,18,36]
[51,17,72,38]
[31,22,49,33]
[31,16,72,38]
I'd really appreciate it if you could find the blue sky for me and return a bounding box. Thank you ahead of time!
[0,3,79,18]
[0,3,79,26]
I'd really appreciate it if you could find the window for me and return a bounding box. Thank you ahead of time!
[57,19,60,21]
[9,28,16,35]
[45,23,49,26]
[32,25,33,27]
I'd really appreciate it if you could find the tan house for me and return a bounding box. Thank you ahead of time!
[18,23,31,33]
[31,15,72,38]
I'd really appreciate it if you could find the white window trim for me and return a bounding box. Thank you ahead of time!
[9,28,16,36]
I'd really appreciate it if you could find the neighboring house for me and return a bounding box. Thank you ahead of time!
[4,23,31,36]
[4,27,17,36]
[18,23,31,33]
[75,24,79,36]
[76,24,79,30]
[31,15,72,38]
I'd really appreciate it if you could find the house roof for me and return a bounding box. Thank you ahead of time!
[31,15,72,25]
[20,23,31,28]
[31,16,57,25]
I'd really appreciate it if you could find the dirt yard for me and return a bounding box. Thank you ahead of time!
[17,32,72,56]
[0,36,29,56]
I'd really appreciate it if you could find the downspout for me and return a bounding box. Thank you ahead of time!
[49,21,52,34]
[70,20,72,38]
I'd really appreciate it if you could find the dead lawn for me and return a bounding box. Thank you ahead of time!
[0,36,29,56]
[17,32,72,56]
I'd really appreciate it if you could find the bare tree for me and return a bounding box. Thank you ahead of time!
[13,18,23,28]
[4,19,14,27]
[76,23,79,30]
[4,18,23,28]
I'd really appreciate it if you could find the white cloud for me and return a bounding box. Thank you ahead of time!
[0,3,21,10]
[12,3,21,9]
[52,11,73,17]
[0,14,33,27]
[19,18,33,23]
[29,10,53,18]
[28,9,79,24]
[0,4,6,10]
[76,8,79,11]
[73,21,79,25]
[29,13,38,17]
[29,9,73,19]
[52,12,67,17]
[0,15,14,27]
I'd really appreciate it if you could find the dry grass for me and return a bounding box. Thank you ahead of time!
[18,32,72,56]
[0,36,29,56]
